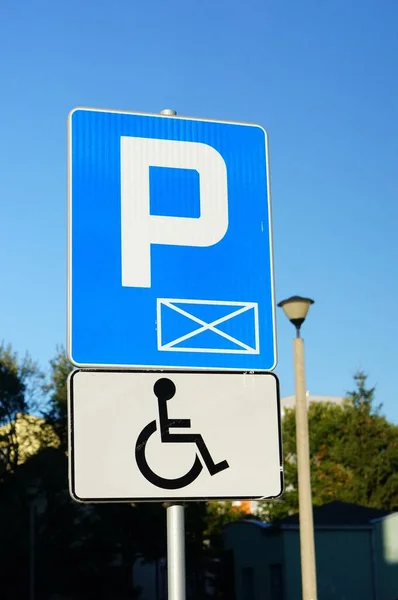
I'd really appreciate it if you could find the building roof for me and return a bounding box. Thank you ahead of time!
[239,519,272,529]
[279,501,390,527]
[370,512,398,524]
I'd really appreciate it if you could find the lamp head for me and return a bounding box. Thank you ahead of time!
[277,295,314,337]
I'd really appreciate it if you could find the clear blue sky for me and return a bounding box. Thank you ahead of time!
[1,0,397,420]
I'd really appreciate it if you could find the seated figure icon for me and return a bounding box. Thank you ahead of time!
[135,377,229,490]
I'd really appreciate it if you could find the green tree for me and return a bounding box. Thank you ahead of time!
[42,346,73,449]
[257,371,398,521]
[0,343,43,480]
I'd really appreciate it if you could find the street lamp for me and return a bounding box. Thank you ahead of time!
[278,295,317,600]
[278,296,314,337]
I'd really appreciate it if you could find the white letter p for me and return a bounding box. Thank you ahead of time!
[120,137,228,288]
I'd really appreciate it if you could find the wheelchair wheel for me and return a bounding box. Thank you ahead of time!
[135,420,203,490]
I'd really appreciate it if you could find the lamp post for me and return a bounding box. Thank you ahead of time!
[278,296,317,600]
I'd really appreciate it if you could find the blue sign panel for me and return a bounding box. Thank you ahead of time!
[68,108,276,371]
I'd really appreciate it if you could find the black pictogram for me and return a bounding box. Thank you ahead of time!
[135,378,229,489]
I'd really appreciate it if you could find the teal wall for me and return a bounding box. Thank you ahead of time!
[224,522,283,600]
[374,514,398,600]
[283,529,375,600]
[314,529,374,600]
[281,531,301,600]
[225,523,376,600]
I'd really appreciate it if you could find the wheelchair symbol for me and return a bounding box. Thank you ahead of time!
[135,378,229,490]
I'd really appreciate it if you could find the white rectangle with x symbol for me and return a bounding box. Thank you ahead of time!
[157,298,260,355]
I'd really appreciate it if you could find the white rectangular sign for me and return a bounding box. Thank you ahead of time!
[68,370,283,502]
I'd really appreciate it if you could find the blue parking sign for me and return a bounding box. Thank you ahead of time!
[67,108,276,371]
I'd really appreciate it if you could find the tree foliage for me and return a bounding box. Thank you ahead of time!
[42,346,73,449]
[0,344,43,481]
[257,371,398,521]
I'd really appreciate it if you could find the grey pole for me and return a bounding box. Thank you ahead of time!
[294,336,317,600]
[159,108,186,600]
[167,503,186,600]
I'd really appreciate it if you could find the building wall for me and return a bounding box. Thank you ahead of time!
[373,514,398,600]
[280,531,301,600]
[281,395,344,413]
[317,529,374,600]
[283,528,375,600]
[225,524,376,600]
[224,522,283,600]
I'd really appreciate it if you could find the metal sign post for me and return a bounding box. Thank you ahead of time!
[167,503,186,600]
[159,110,187,600]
